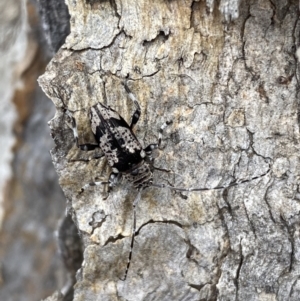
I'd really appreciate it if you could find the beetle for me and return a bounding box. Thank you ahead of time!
[64,81,270,280]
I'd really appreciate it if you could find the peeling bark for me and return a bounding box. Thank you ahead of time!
[39,0,300,300]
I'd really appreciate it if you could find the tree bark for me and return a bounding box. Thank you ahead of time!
[39,0,300,300]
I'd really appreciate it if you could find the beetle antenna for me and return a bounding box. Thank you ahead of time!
[121,189,142,281]
[151,168,270,192]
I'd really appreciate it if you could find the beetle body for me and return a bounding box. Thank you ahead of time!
[89,102,154,190]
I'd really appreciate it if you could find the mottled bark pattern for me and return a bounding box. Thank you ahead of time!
[39,0,300,300]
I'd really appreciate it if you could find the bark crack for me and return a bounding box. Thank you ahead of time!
[263,178,276,224]
[103,233,125,246]
[279,213,294,273]
[242,198,257,239]
[289,276,300,298]
[188,282,210,292]
[235,240,244,300]
[110,0,121,21]
[142,30,169,48]
[214,228,231,300]
[240,4,253,77]
[185,238,200,265]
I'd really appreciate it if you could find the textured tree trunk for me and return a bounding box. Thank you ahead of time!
[39,0,300,300]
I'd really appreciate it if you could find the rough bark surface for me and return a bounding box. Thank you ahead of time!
[39,0,300,300]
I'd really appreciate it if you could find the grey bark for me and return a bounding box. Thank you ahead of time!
[39,0,300,300]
